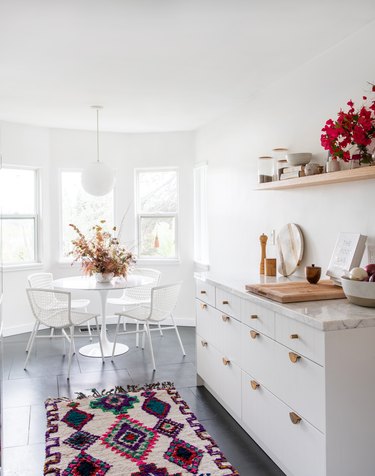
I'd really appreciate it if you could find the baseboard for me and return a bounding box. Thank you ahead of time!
[3,316,196,337]
[3,323,36,337]
[105,315,195,327]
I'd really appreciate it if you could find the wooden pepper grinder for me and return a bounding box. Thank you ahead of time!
[259,233,268,274]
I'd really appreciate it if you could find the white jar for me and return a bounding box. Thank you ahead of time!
[272,148,288,180]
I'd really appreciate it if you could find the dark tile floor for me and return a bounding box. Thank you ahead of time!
[1,325,285,475]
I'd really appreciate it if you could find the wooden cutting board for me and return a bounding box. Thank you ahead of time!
[245,280,345,303]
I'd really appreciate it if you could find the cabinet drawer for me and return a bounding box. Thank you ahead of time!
[196,300,222,347]
[197,334,241,419]
[195,280,215,306]
[220,312,242,365]
[274,343,325,432]
[196,333,212,384]
[196,300,241,365]
[241,325,275,389]
[216,288,241,317]
[241,299,275,338]
[275,313,325,365]
[242,371,325,476]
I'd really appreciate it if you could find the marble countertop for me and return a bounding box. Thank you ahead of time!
[195,273,375,331]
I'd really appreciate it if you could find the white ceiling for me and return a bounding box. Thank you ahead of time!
[1,0,375,133]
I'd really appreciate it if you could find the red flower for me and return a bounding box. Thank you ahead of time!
[321,85,375,162]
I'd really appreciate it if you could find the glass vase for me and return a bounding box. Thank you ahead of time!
[356,146,374,166]
[94,272,114,283]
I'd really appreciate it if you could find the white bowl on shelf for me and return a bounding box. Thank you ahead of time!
[341,276,375,307]
[286,153,312,166]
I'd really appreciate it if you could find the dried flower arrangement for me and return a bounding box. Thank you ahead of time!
[69,221,135,278]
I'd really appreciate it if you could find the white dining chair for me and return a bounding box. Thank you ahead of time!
[25,288,104,379]
[26,272,92,352]
[107,268,162,346]
[111,282,185,370]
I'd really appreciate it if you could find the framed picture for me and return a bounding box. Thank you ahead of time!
[326,233,367,285]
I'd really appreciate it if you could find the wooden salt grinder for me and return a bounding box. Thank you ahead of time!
[259,233,268,275]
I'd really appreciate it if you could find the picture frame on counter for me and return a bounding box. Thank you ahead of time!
[326,232,367,285]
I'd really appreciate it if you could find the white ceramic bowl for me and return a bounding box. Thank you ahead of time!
[341,276,375,307]
[285,153,312,166]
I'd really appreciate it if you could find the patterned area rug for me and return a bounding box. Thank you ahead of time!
[44,383,239,475]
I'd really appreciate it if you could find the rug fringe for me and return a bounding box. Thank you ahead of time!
[74,381,175,399]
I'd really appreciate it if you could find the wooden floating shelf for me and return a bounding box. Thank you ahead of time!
[256,166,375,190]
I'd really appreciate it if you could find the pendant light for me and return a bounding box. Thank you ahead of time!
[81,105,115,196]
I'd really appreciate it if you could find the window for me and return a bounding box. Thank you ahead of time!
[0,167,40,265]
[136,168,178,260]
[194,163,209,267]
[60,171,114,259]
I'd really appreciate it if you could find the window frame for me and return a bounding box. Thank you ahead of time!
[193,162,209,269]
[0,164,42,269]
[58,168,116,264]
[135,167,179,263]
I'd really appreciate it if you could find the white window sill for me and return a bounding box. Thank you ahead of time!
[3,262,44,273]
[57,259,182,268]
[136,258,181,266]
[194,262,210,272]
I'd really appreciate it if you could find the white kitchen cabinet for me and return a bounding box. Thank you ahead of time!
[196,276,375,476]
[242,370,325,476]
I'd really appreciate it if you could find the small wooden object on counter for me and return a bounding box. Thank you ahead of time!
[264,258,277,276]
[305,264,322,284]
[259,233,268,275]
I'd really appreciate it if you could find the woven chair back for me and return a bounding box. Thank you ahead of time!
[26,288,72,328]
[148,282,182,322]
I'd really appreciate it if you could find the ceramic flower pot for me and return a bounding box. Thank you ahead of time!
[94,272,114,283]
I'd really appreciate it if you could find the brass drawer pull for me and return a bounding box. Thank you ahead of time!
[222,300,229,305]
[200,303,207,310]
[222,315,230,322]
[250,330,259,339]
[201,340,208,347]
[289,352,301,363]
[289,412,302,424]
[250,380,260,390]
[222,357,230,366]
[200,290,207,294]
[250,314,258,319]
[290,334,299,339]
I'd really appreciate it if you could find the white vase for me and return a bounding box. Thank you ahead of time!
[94,272,114,283]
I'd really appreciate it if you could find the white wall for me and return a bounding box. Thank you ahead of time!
[48,129,195,324]
[0,122,51,335]
[1,124,195,335]
[196,22,375,282]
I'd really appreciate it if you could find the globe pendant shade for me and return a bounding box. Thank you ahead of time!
[81,162,115,196]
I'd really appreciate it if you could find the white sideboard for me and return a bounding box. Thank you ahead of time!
[195,275,375,476]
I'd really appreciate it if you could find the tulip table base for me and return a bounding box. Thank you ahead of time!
[79,288,130,357]
[79,340,129,358]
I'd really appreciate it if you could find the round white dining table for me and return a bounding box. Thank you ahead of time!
[52,274,152,358]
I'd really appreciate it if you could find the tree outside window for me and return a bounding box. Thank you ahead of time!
[0,167,39,265]
[136,169,178,260]
[60,171,114,259]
